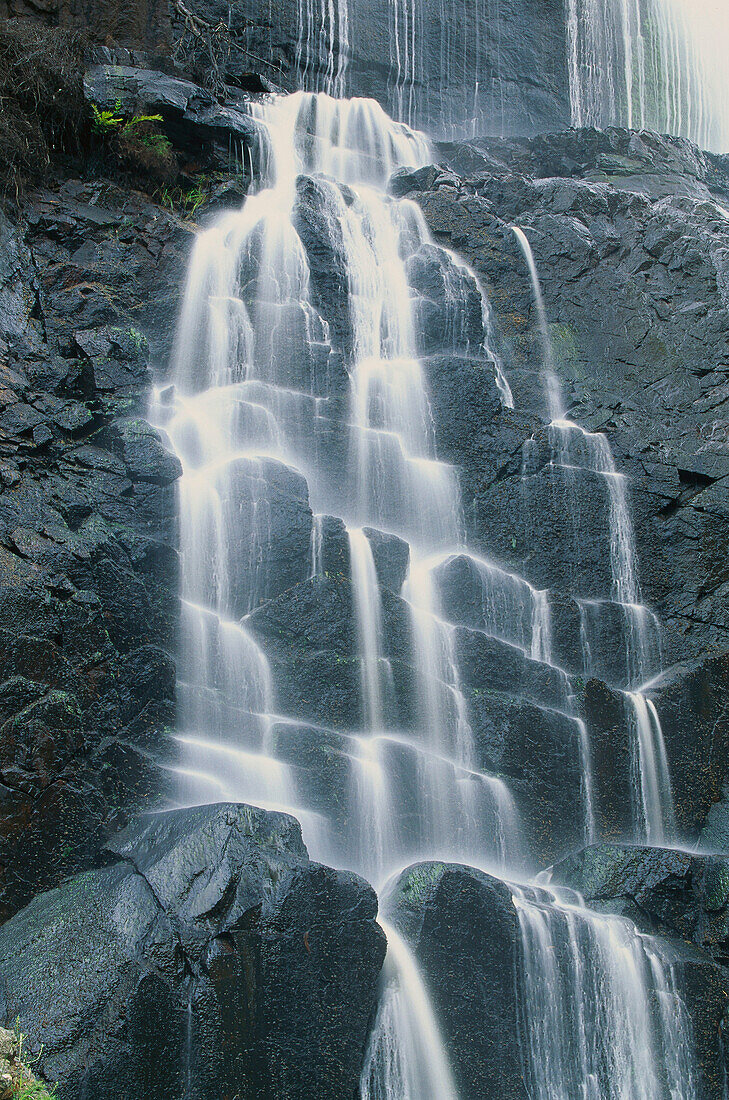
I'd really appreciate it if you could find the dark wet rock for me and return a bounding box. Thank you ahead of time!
[385,862,528,1100]
[363,527,410,594]
[248,574,416,732]
[0,181,188,918]
[468,690,586,865]
[315,514,350,576]
[407,130,729,664]
[0,803,386,1100]
[553,844,729,964]
[650,654,729,840]
[389,856,729,1100]
[84,64,262,172]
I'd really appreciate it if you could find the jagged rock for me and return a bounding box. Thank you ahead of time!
[387,857,729,1100]
[0,183,186,918]
[84,64,261,171]
[553,844,729,963]
[0,803,387,1100]
[362,527,410,593]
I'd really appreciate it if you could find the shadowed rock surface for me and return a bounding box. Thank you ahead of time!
[0,802,387,1099]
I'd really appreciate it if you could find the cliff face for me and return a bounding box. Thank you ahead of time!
[1,0,571,135]
[1,3,729,1097]
[0,181,189,918]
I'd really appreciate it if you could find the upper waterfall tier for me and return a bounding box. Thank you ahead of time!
[229,0,729,150]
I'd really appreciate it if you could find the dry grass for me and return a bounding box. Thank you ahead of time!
[0,17,89,195]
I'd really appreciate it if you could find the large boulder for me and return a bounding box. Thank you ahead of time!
[0,803,387,1100]
[385,862,528,1100]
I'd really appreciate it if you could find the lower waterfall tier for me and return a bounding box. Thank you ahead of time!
[2,806,726,1099]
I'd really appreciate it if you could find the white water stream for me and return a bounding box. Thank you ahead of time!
[155,65,696,1099]
[567,0,729,151]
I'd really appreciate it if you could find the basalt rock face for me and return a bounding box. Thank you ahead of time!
[228,0,571,137]
[0,803,387,1099]
[553,844,729,965]
[0,180,191,919]
[405,129,729,657]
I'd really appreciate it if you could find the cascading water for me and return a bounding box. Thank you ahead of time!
[567,0,729,152]
[514,883,697,1100]
[157,73,697,1099]
[513,223,676,848]
[361,920,459,1100]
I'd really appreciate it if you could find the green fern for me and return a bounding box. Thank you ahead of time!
[121,113,164,132]
[15,1082,58,1100]
[90,103,123,133]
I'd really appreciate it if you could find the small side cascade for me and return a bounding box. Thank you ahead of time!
[361,920,460,1100]
[513,224,678,852]
[514,883,697,1100]
[626,691,677,846]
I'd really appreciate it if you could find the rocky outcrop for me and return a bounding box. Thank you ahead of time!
[0,179,192,919]
[403,129,729,657]
[394,127,729,843]
[582,654,729,843]
[553,843,729,964]
[0,802,387,1099]
[385,862,528,1100]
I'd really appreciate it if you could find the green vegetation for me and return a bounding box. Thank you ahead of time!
[6,1025,57,1100]
[157,182,209,218]
[14,1081,58,1100]
[90,100,176,183]
[90,101,166,139]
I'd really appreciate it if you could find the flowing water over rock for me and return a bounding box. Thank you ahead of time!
[566,0,729,151]
[156,84,698,1100]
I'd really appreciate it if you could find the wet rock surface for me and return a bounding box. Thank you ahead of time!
[553,843,729,963]
[0,802,386,1099]
[0,179,191,918]
[385,862,528,1100]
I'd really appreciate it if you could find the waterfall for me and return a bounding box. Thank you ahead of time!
[297,0,350,97]
[514,224,660,687]
[157,77,697,1100]
[512,225,563,421]
[361,920,459,1100]
[626,690,677,845]
[348,527,390,731]
[566,0,729,151]
[514,883,697,1100]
